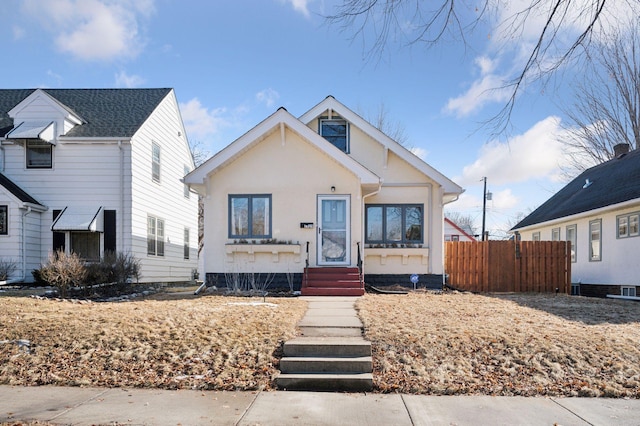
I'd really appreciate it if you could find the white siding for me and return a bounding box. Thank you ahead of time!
[0,193,42,281]
[130,91,198,282]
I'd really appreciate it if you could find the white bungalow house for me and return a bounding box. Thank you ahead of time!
[0,88,198,284]
[444,218,476,242]
[511,143,640,299]
[185,96,463,295]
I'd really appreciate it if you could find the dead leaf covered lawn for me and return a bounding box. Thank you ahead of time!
[357,292,640,397]
[0,296,306,391]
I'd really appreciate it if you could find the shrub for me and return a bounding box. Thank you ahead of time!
[38,251,87,298]
[0,258,17,281]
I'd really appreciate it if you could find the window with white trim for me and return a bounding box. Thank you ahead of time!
[147,215,165,256]
[320,119,349,153]
[551,227,560,241]
[0,205,7,235]
[366,204,423,244]
[71,232,100,262]
[229,195,271,239]
[184,227,190,260]
[621,286,636,297]
[617,212,640,238]
[152,142,161,183]
[532,232,540,241]
[589,219,601,261]
[566,224,577,263]
[26,140,52,168]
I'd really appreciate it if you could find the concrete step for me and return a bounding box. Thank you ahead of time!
[283,337,371,357]
[298,326,363,337]
[276,373,373,392]
[301,287,365,296]
[280,356,372,374]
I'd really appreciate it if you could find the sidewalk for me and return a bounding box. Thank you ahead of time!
[2,385,639,425]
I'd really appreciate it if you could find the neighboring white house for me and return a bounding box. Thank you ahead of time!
[511,143,640,298]
[0,88,198,283]
[444,217,476,242]
[185,96,463,292]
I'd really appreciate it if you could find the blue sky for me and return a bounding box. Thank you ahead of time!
[1,0,631,237]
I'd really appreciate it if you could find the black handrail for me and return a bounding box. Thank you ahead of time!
[356,242,363,289]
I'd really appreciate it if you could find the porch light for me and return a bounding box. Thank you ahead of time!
[331,186,336,192]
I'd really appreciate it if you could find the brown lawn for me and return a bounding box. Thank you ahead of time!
[357,292,640,397]
[0,295,306,391]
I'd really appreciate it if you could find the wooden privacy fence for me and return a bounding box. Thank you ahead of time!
[445,241,571,293]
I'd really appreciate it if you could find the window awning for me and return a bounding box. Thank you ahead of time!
[5,121,56,144]
[51,206,103,232]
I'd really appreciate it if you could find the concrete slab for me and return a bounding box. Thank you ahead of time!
[299,326,363,337]
[240,391,411,426]
[552,397,640,426]
[402,395,589,426]
[299,296,361,302]
[304,308,360,317]
[52,388,256,426]
[298,315,363,328]
[0,385,108,423]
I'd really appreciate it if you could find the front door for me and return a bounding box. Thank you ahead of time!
[317,195,350,266]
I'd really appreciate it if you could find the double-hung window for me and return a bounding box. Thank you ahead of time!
[589,219,601,261]
[566,224,577,263]
[617,212,640,238]
[320,119,349,153]
[184,227,190,260]
[0,205,7,235]
[532,232,541,241]
[229,195,271,239]
[26,140,52,168]
[551,227,560,241]
[366,204,423,244]
[152,142,161,183]
[147,215,165,256]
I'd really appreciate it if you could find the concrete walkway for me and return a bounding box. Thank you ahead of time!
[2,385,639,425]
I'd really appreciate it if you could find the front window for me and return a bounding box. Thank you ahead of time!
[152,142,161,183]
[71,232,100,262]
[589,219,601,261]
[320,119,349,153]
[617,212,640,238]
[366,204,423,244]
[26,140,52,168]
[184,227,190,260]
[566,224,577,263]
[0,205,7,235]
[229,195,271,239]
[147,216,165,256]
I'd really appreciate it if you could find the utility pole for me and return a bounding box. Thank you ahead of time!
[481,177,487,241]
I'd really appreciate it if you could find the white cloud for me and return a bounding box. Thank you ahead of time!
[410,147,428,160]
[179,98,230,142]
[21,0,154,61]
[256,88,280,108]
[443,56,511,117]
[456,116,564,186]
[280,0,311,18]
[114,71,145,88]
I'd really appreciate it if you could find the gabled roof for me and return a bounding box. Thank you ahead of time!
[185,107,381,188]
[299,96,463,199]
[0,88,172,138]
[0,172,44,207]
[512,148,640,230]
[445,217,477,241]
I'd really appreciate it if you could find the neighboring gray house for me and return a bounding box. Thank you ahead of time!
[511,143,640,299]
[0,88,198,284]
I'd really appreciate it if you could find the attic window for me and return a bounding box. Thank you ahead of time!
[26,140,53,169]
[320,119,349,153]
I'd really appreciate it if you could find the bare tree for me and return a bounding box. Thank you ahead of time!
[188,139,210,256]
[326,0,638,132]
[560,22,640,176]
[445,211,477,236]
[363,102,410,146]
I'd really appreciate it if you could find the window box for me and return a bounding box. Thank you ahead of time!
[364,247,429,265]
[225,243,301,263]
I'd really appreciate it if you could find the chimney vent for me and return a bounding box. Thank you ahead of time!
[614,143,630,157]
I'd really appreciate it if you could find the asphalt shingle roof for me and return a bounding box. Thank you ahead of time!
[0,172,43,206]
[0,88,172,138]
[512,148,640,230]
